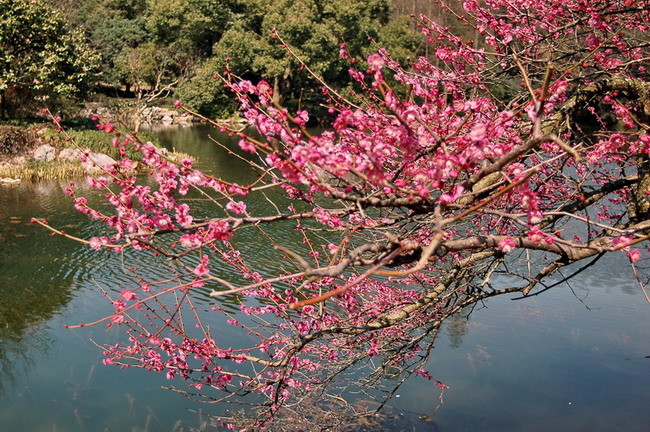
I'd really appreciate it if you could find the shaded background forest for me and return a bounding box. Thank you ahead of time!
[35,0,471,119]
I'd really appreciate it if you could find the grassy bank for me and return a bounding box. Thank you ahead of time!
[0,160,88,181]
[0,122,189,182]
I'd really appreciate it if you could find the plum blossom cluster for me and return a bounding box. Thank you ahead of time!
[44,0,650,427]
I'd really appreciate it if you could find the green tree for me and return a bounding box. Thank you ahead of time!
[53,0,150,90]
[68,0,149,89]
[377,15,422,65]
[68,0,240,94]
[146,0,245,57]
[177,0,419,118]
[0,0,100,119]
[116,42,195,99]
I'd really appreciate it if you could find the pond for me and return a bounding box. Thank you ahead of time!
[0,125,649,431]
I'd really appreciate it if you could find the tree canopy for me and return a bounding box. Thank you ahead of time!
[0,0,100,118]
[177,0,420,117]
[37,0,650,429]
[46,0,419,116]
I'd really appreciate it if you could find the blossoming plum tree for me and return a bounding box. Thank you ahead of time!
[36,0,650,428]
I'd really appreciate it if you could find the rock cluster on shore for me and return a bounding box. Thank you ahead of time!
[0,143,120,183]
[1,103,197,182]
[79,105,200,130]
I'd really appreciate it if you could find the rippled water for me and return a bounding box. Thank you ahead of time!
[0,125,648,431]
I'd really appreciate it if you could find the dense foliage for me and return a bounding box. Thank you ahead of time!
[50,0,420,117]
[177,0,422,118]
[38,0,650,429]
[0,0,100,118]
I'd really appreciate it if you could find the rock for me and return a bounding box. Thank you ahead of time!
[82,153,117,174]
[176,114,194,126]
[33,144,57,162]
[58,148,84,162]
[79,106,118,123]
[80,103,202,129]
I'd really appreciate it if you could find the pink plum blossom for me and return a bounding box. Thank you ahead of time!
[498,237,517,253]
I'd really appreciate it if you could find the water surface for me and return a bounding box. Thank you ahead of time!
[0,125,648,431]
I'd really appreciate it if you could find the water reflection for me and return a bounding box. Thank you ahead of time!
[0,181,211,430]
[0,184,77,394]
[444,310,470,349]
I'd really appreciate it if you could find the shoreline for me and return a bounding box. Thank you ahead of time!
[0,123,191,183]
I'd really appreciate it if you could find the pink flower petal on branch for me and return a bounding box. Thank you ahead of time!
[498,237,517,253]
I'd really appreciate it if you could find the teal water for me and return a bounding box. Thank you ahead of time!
[0,125,648,431]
